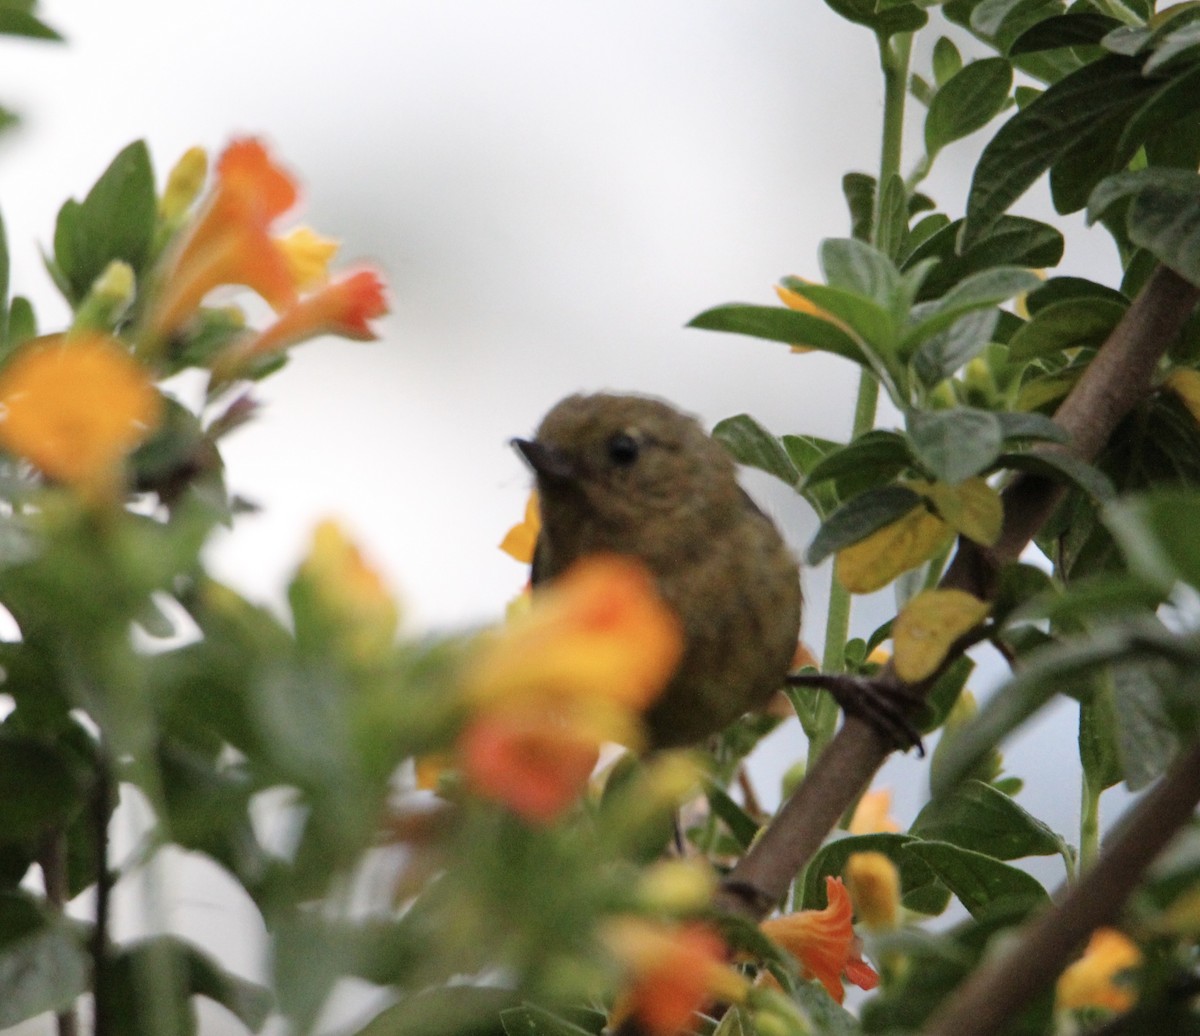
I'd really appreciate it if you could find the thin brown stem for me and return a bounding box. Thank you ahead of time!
[715,264,1200,919]
[39,831,78,1036]
[91,756,113,1036]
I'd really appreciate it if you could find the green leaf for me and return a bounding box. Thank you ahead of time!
[1144,13,1200,75]
[962,55,1156,248]
[903,841,1049,918]
[906,407,1003,483]
[0,9,61,39]
[501,1005,603,1036]
[800,832,951,916]
[1080,674,1122,793]
[0,209,8,346]
[903,215,1063,300]
[1090,169,1200,286]
[1006,297,1127,360]
[996,450,1116,501]
[782,433,843,518]
[994,410,1068,444]
[1105,488,1200,591]
[53,140,156,304]
[712,414,800,487]
[1111,659,1182,790]
[822,0,927,37]
[1023,275,1128,316]
[704,781,761,851]
[932,36,963,85]
[820,236,900,303]
[357,985,516,1036]
[778,278,897,353]
[926,58,1013,155]
[687,303,867,365]
[910,780,1065,860]
[1009,13,1122,54]
[876,173,908,260]
[843,172,875,242]
[0,912,87,1026]
[912,308,999,387]
[183,939,273,1032]
[803,430,914,495]
[903,266,1042,349]
[0,736,84,842]
[805,484,924,565]
[6,296,34,350]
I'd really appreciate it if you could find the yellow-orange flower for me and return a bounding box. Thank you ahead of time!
[0,334,160,493]
[845,851,901,932]
[605,918,747,1036]
[500,491,541,563]
[297,519,399,662]
[849,788,900,835]
[775,280,855,353]
[276,226,340,290]
[1056,928,1141,1014]
[458,555,683,822]
[212,269,388,381]
[150,138,301,336]
[760,876,879,1003]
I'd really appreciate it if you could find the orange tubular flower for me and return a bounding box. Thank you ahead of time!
[0,333,161,495]
[849,788,901,835]
[213,269,389,379]
[605,919,747,1036]
[458,555,683,823]
[150,138,301,337]
[761,876,879,1003]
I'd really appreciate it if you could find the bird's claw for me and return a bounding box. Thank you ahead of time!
[785,672,926,756]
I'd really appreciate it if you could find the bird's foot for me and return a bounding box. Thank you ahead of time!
[786,672,925,756]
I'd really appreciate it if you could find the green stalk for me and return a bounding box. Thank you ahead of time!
[807,32,911,765]
[1079,766,1101,873]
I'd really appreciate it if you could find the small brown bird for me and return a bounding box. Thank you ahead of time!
[512,392,802,748]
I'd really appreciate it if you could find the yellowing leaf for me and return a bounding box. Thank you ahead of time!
[893,590,990,682]
[920,477,1004,546]
[1165,369,1200,425]
[835,506,954,594]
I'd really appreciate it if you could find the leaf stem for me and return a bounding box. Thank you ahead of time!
[1079,767,1101,872]
[809,32,912,764]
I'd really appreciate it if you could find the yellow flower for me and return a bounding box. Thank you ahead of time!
[845,852,901,932]
[500,491,541,564]
[276,226,340,289]
[760,877,879,1004]
[849,788,900,835]
[298,519,399,662]
[1056,928,1141,1014]
[0,333,160,495]
[605,918,747,1036]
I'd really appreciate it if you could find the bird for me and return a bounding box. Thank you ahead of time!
[511,391,803,749]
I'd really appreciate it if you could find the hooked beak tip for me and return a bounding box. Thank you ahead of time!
[511,437,574,481]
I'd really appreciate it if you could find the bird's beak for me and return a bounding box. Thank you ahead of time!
[511,438,576,481]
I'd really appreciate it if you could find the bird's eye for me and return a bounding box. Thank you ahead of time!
[607,432,640,467]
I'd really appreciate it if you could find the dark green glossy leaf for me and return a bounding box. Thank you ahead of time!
[1105,488,1200,590]
[926,58,1013,155]
[1093,170,1200,285]
[0,736,83,842]
[53,140,156,304]
[822,0,927,37]
[704,781,760,850]
[910,779,1065,860]
[903,841,1049,918]
[963,55,1155,248]
[1023,275,1128,316]
[1111,658,1182,790]
[933,36,963,85]
[903,267,1041,349]
[782,433,843,518]
[1080,673,1122,792]
[687,303,867,365]
[712,414,800,487]
[1006,297,1127,360]
[906,407,1003,483]
[996,450,1116,501]
[805,484,924,565]
[877,173,908,260]
[803,430,913,494]
[903,215,1063,300]
[995,410,1068,443]
[1009,13,1122,54]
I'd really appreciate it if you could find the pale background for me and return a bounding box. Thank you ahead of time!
[0,3,1125,1032]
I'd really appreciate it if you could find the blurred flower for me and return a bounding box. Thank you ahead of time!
[0,333,160,496]
[159,146,209,222]
[849,788,900,835]
[845,851,900,932]
[605,918,747,1036]
[636,858,718,914]
[414,753,452,792]
[277,226,340,289]
[458,555,683,822]
[500,491,541,564]
[297,519,399,663]
[760,876,879,1003]
[149,138,300,337]
[1056,928,1141,1014]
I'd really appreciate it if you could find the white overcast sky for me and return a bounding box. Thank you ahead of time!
[0,4,1128,1032]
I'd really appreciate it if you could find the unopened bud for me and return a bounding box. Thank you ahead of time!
[160,146,209,221]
